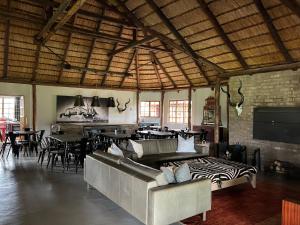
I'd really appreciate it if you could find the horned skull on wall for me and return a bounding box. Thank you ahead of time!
[221,80,244,117]
[116,99,130,113]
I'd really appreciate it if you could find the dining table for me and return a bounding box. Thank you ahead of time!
[1,130,38,157]
[137,130,175,139]
[171,129,201,138]
[48,134,83,171]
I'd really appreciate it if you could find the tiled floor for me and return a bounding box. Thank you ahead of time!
[0,155,176,225]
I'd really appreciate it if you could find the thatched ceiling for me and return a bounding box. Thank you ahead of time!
[0,0,300,90]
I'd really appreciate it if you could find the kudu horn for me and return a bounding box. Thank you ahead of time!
[221,80,244,116]
[116,98,130,113]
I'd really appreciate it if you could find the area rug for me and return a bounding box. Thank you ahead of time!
[181,181,300,225]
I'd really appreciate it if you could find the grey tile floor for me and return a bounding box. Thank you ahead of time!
[0,156,180,225]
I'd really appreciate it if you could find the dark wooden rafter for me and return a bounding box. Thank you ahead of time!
[144,0,216,84]
[254,0,293,63]
[36,0,72,41]
[161,42,193,86]
[149,52,163,89]
[135,50,141,89]
[280,0,300,18]
[101,26,124,86]
[3,0,11,78]
[80,11,105,85]
[222,61,300,77]
[37,0,88,44]
[108,35,155,57]
[197,0,249,69]
[27,0,135,26]
[119,49,136,88]
[31,43,42,81]
[152,53,177,88]
[57,16,77,83]
[112,0,224,77]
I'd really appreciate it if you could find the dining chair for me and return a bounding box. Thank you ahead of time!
[31,130,45,155]
[7,132,22,158]
[46,138,65,171]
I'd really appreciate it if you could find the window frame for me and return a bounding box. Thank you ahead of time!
[168,100,190,124]
[140,101,160,118]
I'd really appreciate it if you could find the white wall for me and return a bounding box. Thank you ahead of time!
[36,85,137,133]
[139,91,161,125]
[0,82,33,127]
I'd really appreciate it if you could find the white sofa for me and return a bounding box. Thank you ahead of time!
[84,152,212,225]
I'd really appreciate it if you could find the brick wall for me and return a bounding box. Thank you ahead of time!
[229,70,300,169]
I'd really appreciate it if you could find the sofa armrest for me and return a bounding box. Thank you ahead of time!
[147,178,211,225]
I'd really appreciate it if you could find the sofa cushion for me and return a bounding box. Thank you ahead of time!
[160,166,176,184]
[93,150,122,164]
[157,139,178,154]
[174,163,192,183]
[121,158,168,186]
[177,135,196,153]
[108,143,124,158]
[127,139,159,156]
[136,152,205,164]
[129,140,144,158]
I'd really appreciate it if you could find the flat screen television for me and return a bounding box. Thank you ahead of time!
[253,107,300,144]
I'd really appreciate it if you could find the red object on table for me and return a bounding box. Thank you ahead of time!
[0,118,6,141]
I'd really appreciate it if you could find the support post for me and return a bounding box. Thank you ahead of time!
[136,90,140,125]
[188,87,192,130]
[214,78,220,144]
[32,84,36,131]
[160,90,165,127]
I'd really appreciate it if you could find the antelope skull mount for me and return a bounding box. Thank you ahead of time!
[116,99,130,113]
[221,80,244,117]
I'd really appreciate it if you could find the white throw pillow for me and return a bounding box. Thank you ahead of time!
[107,143,124,157]
[176,135,196,153]
[160,166,176,183]
[129,140,143,158]
[174,163,192,183]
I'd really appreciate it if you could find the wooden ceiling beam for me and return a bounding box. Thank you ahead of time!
[31,43,42,82]
[101,26,124,86]
[111,0,224,77]
[221,62,300,77]
[57,16,77,83]
[62,64,132,76]
[144,0,224,83]
[161,42,192,87]
[27,0,134,26]
[135,50,141,89]
[108,35,155,57]
[254,0,293,63]
[152,54,177,88]
[280,0,300,18]
[42,0,88,44]
[149,51,163,89]
[119,49,136,88]
[3,0,11,79]
[80,12,104,85]
[36,0,72,41]
[197,0,249,69]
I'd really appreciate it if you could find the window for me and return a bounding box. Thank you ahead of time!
[0,96,24,121]
[168,100,190,124]
[140,101,160,117]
